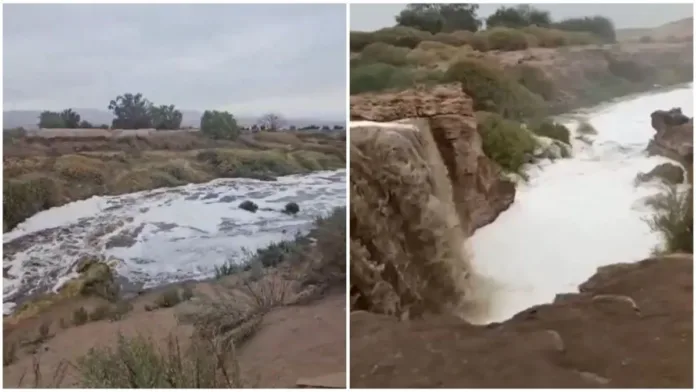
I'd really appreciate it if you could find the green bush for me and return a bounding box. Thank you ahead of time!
[200,110,240,140]
[645,186,693,254]
[476,112,537,173]
[484,27,532,51]
[370,26,432,48]
[153,288,183,309]
[531,120,571,144]
[350,62,444,95]
[361,42,411,66]
[445,59,544,120]
[350,31,375,52]
[513,65,556,101]
[73,307,89,326]
[76,333,243,387]
[4,175,62,232]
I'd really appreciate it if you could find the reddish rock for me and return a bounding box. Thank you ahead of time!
[350,84,515,234]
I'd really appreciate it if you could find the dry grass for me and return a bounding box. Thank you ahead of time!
[75,333,245,388]
[3,132,346,232]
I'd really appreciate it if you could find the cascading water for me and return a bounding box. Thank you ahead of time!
[468,84,693,324]
[3,169,346,314]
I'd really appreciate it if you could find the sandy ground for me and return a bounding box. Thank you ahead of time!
[3,285,346,388]
[350,254,692,388]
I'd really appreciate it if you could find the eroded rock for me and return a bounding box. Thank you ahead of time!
[350,84,516,234]
[648,108,693,168]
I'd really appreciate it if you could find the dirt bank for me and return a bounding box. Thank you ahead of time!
[351,254,692,388]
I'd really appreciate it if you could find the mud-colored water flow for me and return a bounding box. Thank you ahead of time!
[468,85,693,324]
[3,170,346,314]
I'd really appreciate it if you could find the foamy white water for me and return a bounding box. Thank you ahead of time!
[470,85,693,324]
[4,169,346,314]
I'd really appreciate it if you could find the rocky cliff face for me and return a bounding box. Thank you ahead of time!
[648,107,693,182]
[494,42,694,112]
[350,84,515,235]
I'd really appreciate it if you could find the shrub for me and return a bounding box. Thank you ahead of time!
[554,16,616,43]
[238,200,258,213]
[73,307,89,326]
[476,112,537,173]
[431,31,474,46]
[483,27,532,51]
[513,64,556,101]
[76,333,243,388]
[89,304,112,322]
[350,31,375,52]
[370,26,432,48]
[37,320,52,341]
[3,341,17,366]
[361,42,411,66]
[215,261,246,278]
[531,120,571,144]
[153,288,183,309]
[200,110,240,140]
[283,202,300,215]
[645,185,693,254]
[54,155,106,184]
[304,207,347,287]
[445,59,544,120]
[351,62,444,95]
[4,175,62,232]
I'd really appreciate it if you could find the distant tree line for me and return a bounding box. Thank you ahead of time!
[395,3,616,43]
[37,92,342,141]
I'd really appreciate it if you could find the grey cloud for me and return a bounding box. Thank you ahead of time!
[4,4,347,120]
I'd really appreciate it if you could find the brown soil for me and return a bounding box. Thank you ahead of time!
[350,254,693,388]
[3,281,346,388]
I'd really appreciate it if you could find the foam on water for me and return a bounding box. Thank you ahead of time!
[469,85,693,324]
[4,169,346,314]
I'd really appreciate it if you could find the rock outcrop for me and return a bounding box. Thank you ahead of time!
[351,253,693,388]
[635,162,685,185]
[648,107,693,169]
[350,84,516,235]
[349,84,515,319]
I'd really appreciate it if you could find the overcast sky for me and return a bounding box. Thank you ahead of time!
[4,4,347,119]
[351,3,693,31]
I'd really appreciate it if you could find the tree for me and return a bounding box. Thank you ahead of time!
[200,110,240,140]
[108,93,153,129]
[554,16,616,43]
[258,113,286,131]
[486,5,551,29]
[395,4,481,34]
[60,109,81,128]
[38,111,65,129]
[149,104,183,130]
[79,120,94,128]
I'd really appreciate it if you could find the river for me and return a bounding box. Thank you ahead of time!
[3,169,346,314]
[469,84,693,324]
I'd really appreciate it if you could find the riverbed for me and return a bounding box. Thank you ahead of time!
[3,169,346,314]
[469,85,693,324]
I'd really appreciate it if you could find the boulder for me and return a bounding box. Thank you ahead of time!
[647,108,693,167]
[635,163,685,185]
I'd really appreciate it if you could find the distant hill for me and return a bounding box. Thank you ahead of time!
[616,17,693,42]
[2,109,344,130]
